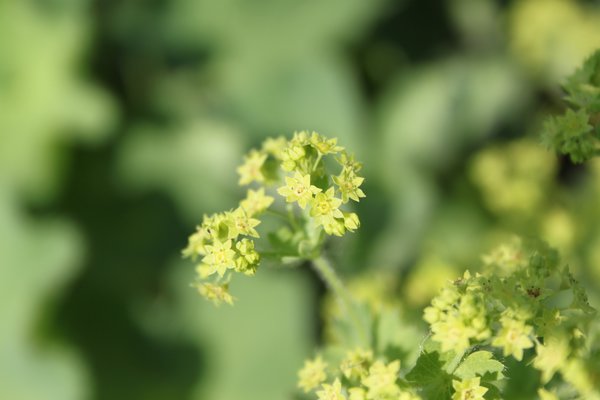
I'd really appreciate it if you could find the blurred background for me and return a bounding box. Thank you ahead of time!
[2,0,600,399]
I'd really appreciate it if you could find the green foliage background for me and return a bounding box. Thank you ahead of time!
[1,0,600,399]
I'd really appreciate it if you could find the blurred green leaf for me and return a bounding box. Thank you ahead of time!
[168,263,315,400]
[378,57,528,174]
[117,119,244,220]
[0,193,88,400]
[0,1,116,202]
[376,308,423,366]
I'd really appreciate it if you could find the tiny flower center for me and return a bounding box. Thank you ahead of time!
[215,250,227,264]
[317,200,331,214]
[293,184,306,196]
[507,328,519,342]
[236,219,248,231]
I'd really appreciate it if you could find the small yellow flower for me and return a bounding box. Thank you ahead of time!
[277,172,321,209]
[195,283,234,306]
[333,171,365,203]
[310,187,344,235]
[348,387,366,400]
[317,378,347,400]
[298,356,328,393]
[343,212,360,232]
[310,132,344,155]
[202,239,237,277]
[235,238,260,275]
[281,132,309,171]
[341,348,373,380]
[227,207,261,238]
[237,149,267,185]
[337,152,363,173]
[240,188,274,216]
[451,377,488,400]
[262,136,287,159]
[182,225,211,258]
[431,319,473,354]
[362,360,401,399]
[491,316,533,361]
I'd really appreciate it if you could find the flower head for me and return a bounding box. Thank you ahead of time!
[311,187,344,235]
[235,238,260,275]
[298,356,328,393]
[491,316,534,361]
[202,239,237,277]
[430,316,473,354]
[182,225,211,259]
[227,207,261,238]
[194,283,234,306]
[277,172,321,209]
[362,360,401,399]
[237,149,267,185]
[337,152,363,173]
[262,136,287,159]
[451,377,488,400]
[348,387,366,400]
[333,170,365,203]
[310,132,344,155]
[281,132,310,171]
[341,348,373,381]
[317,379,347,400]
[343,212,360,232]
[240,188,274,216]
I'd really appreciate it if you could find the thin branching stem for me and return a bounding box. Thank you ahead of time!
[311,256,369,347]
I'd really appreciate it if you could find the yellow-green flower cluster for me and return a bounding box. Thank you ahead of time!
[424,238,598,398]
[235,132,365,237]
[275,131,365,236]
[469,139,557,217]
[183,188,273,305]
[424,271,491,354]
[184,132,365,303]
[298,349,421,400]
[299,356,329,393]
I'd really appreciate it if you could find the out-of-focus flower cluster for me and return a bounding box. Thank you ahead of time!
[542,49,600,163]
[298,349,421,400]
[424,238,598,398]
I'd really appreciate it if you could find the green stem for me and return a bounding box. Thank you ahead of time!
[286,204,300,231]
[312,153,323,172]
[265,209,288,220]
[311,256,369,346]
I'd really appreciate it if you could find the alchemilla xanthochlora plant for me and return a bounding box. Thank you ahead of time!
[542,49,600,163]
[184,51,600,400]
[183,131,364,305]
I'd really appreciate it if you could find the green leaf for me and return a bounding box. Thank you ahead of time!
[565,49,600,94]
[117,120,244,220]
[454,351,505,381]
[376,308,423,367]
[0,1,115,202]
[0,194,89,400]
[406,350,454,400]
[169,263,315,400]
[325,299,374,350]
